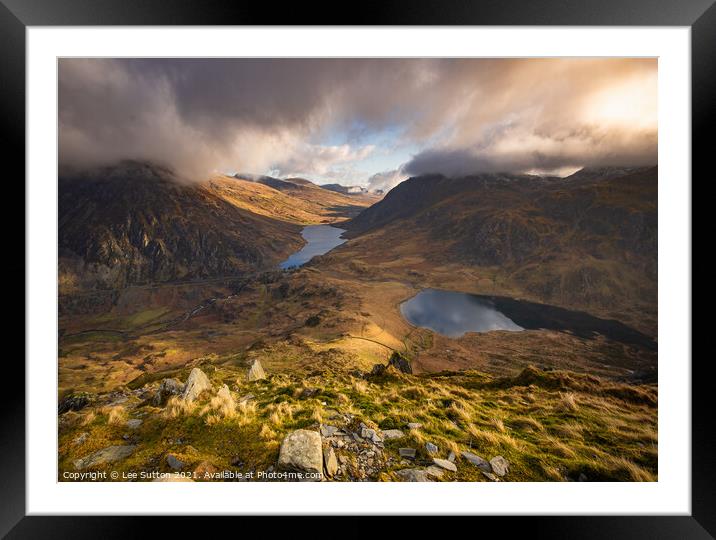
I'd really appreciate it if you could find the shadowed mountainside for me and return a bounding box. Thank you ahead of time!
[342,167,657,331]
[59,162,382,296]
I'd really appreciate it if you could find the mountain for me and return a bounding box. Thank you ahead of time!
[234,174,381,215]
[341,166,657,332]
[58,162,306,294]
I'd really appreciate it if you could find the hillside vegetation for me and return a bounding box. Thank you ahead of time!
[59,353,657,482]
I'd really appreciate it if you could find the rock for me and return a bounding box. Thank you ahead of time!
[58,393,90,414]
[407,422,422,429]
[461,451,492,473]
[482,471,500,482]
[153,378,184,406]
[182,368,212,403]
[399,447,417,459]
[360,427,383,444]
[194,461,219,479]
[72,432,89,446]
[216,384,235,409]
[425,465,445,479]
[369,363,386,376]
[277,429,323,480]
[324,447,338,477]
[396,468,431,482]
[126,419,142,429]
[489,455,510,476]
[432,458,457,472]
[153,475,194,482]
[425,442,439,455]
[166,454,185,470]
[382,429,405,440]
[447,451,456,462]
[320,424,339,438]
[74,445,135,470]
[247,359,267,382]
[299,387,319,399]
[388,351,412,374]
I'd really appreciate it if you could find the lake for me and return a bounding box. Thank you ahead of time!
[400,288,657,348]
[400,288,524,338]
[279,225,347,269]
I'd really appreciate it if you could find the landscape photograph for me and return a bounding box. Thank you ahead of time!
[58,58,658,483]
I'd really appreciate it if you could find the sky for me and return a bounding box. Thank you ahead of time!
[59,58,657,191]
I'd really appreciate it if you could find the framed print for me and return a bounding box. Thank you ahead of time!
[4,0,708,536]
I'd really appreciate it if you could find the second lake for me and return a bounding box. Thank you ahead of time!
[279,224,347,269]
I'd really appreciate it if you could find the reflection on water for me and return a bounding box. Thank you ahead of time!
[279,225,347,269]
[400,288,524,338]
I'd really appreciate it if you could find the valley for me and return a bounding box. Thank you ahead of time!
[58,163,658,483]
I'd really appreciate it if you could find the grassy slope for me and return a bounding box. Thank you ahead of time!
[208,175,379,225]
[58,353,657,482]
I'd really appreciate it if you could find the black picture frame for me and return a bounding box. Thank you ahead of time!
[3,0,707,536]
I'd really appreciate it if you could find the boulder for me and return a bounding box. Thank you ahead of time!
[247,359,266,382]
[425,442,439,455]
[277,429,323,480]
[432,458,457,472]
[388,352,412,374]
[324,446,338,477]
[407,422,422,430]
[489,455,510,476]
[461,451,492,473]
[396,468,431,482]
[399,448,417,459]
[182,368,212,403]
[73,445,136,470]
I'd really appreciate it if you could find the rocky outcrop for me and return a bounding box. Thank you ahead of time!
[58,393,91,414]
[388,352,412,374]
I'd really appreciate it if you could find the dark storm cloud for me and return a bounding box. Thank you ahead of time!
[59,58,657,182]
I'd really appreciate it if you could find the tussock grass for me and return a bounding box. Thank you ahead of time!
[103,405,127,426]
[58,362,657,483]
[558,392,579,412]
[164,396,194,418]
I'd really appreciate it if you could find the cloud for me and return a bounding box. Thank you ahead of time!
[59,58,657,182]
[272,143,375,178]
[366,168,409,192]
